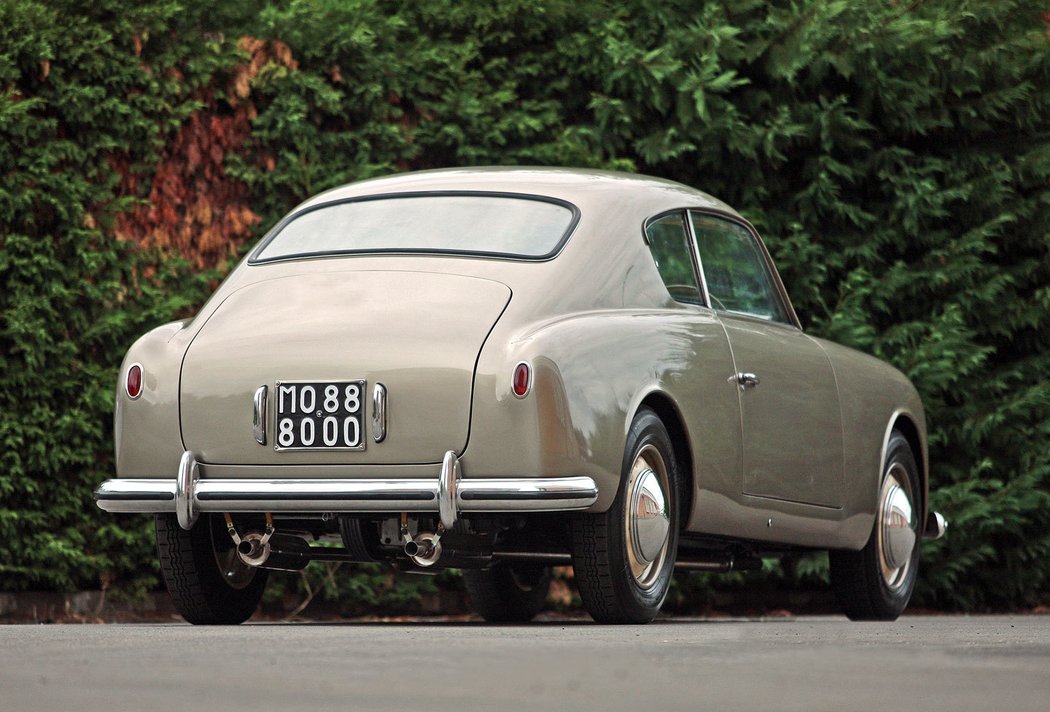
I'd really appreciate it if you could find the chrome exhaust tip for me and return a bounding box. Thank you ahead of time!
[236,532,272,567]
[404,532,442,567]
[235,531,313,571]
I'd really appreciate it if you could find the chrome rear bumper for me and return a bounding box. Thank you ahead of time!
[923,510,948,540]
[95,450,599,531]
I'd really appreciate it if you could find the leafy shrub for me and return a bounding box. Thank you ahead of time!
[1,0,1047,611]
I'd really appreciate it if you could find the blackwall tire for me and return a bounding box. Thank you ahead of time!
[830,431,921,621]
[570,407,680,624]
[155,513,269,625]
[462,562,551,622]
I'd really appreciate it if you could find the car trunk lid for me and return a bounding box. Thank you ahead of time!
[179,270,510,465]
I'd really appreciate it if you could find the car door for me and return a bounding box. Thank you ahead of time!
[689,211,844,508]
[644,213,742,519]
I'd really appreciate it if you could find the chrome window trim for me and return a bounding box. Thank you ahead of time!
[682,210,713,309]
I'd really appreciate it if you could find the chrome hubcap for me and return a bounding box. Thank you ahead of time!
[624,444,671,589]
[877,464,916,591]
[631,468,669,564]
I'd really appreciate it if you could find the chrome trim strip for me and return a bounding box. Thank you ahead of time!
[682,211,712,309]
[196,479,438,511]
[372,383,387,443]
[253,385,267,445]
[94,473,598,516]
[197,491,434,501]
[99,491,175,501]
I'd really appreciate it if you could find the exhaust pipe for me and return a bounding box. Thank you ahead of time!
[403,532,442,567]
[674,554,763,573]
[235,532,313,571]
[237,536,267,562]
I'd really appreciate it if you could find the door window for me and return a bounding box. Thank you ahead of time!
[690,213,789,323]
[645,213,703,306]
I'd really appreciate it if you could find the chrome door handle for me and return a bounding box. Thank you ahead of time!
[728,372,760,390]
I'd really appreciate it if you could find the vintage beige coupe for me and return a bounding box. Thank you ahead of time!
[95,168,946,624]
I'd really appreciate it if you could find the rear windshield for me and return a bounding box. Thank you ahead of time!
[251,193,578,263]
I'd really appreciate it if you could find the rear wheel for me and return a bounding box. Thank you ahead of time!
[462,562,551,622]
[830,431,921,621]
[571,408,680,624]
[155,513,268,625]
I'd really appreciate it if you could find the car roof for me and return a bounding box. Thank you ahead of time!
[234,168,767,320]
[296,167,742,220]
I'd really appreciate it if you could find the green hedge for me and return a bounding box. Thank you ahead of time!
[1,0,1047,611]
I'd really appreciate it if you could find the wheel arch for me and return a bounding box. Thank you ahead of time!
[883,410,928,524]
[637,391,694,531]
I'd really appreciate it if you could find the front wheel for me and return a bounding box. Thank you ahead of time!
[155,513,269,625]
[829,431,921,621]
[571,408,680,624]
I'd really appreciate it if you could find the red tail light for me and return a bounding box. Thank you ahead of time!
[512,362,531,398]
[126,363,143,399]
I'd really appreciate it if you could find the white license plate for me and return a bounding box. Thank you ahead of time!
[274,380,365,451]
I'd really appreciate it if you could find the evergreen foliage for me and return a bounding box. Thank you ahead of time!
[1,0,1047,611]
[0,0,231,593]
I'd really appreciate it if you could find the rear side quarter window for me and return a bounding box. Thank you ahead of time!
[645,213,703,306]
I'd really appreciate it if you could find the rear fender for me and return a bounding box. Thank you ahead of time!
[464,310,701,512]
[115,320,191,477]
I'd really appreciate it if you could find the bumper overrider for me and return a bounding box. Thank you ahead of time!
[94,450,600,531]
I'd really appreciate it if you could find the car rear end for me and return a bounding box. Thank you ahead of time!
[96,190,597,591]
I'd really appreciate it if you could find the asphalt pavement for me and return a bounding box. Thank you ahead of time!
[0,615,1047,712]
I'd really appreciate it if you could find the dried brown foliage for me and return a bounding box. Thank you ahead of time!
[114,38,299,268]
